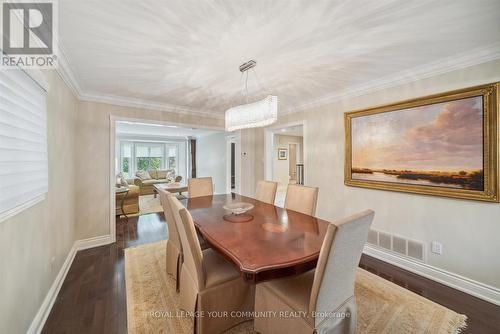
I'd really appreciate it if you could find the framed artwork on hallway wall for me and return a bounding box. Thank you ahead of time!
[344,83,499,202]
[278,148,288,160]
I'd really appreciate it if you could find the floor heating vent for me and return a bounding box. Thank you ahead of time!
[367,229,425,262]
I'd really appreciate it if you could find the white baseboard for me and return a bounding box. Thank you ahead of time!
[25,236,500,333]
[363,244,500,306]
[27,243,77,334]
[74,234,113,251]
[27,234,113,334]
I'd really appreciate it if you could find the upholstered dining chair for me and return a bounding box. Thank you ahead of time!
[160,189,209,284]
[255,180,278,205]
[284,184,319,216]
[254,209,375,334]
[168,196,255,334]
[188,177,214,198]
[158,189,182,290]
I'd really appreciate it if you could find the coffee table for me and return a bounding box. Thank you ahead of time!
[153,182,188,198]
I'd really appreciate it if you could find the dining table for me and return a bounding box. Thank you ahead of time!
[181,193,330,283]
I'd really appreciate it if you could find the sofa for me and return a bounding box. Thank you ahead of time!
[115,180,140,215]
[134,169,182,196]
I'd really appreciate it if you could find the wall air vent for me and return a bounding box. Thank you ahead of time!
[408,239,424,261]
[367,230,378,245]
[378,232,392,250]
[367,229,425,262]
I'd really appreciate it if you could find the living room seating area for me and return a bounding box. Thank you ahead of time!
[115,169,183,217]
[134,169,182,196]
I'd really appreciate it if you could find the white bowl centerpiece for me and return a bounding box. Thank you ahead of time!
[222,202,254,223]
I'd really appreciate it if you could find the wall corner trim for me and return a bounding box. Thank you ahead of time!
[27,235,113,334]
[363,244,500,306]
[73,234,113,251]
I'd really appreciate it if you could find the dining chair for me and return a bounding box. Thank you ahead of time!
[158,189,182,290]
[254,209,375,334]
[169,196,255,334]
[188,177,214,198]
[284,184,319,216]
[255,180,278,204]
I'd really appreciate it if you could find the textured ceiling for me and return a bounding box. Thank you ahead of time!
[60,0,500,116]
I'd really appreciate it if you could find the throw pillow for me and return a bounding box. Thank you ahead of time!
[157,169,168,179]
[136,170,151,180]
[148,169,158,179]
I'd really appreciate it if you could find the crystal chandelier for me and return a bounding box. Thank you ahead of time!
[225,60,278,132]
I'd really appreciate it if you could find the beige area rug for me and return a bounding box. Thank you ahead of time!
[125,241,467,334]
[122,194,186,218]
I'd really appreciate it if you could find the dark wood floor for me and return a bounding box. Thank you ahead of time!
[42,213,500,333]
[42,213,167,334]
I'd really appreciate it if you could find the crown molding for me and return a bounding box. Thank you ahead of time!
[53,43,224,119]
[78,91,225,119]
[54,41,500,120]
[54,43,83,99]
[282,42,500,115]
[53,43,223,119]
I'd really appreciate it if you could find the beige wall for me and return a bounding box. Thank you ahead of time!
[239,127,265,197]
[243,59,500,289]
[2,60,498,333]
[196,132,228,194]
[75,101,224,239]
[0,70,78,333]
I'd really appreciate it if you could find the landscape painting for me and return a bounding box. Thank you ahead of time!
[344,83,499,202]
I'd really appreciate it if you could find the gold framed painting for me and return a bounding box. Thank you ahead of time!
[278,148,288,160]
[344,83,499,202]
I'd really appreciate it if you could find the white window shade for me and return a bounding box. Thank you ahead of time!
[149,145,164,157]
[225,95,278,132]
[0,68,48,222]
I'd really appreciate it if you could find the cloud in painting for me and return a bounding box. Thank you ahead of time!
[352,96,483,171]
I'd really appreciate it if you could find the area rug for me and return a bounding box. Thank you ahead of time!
[125,241,467,334]
[122,194,187,218]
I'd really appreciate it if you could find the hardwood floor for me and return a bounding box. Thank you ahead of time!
[358,257,500,333]
[42,213,500,333]
[42,213,167,334]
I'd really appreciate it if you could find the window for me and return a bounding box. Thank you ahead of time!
[121,142,132,178]
[119,141,181,177]
[166,144,178,170]
[0,68,48,222]
[136,143,164,171]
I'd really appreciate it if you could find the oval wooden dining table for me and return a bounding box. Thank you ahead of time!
[181,193,330,283]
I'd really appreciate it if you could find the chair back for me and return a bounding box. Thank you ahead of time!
[188,177,213,198]
[255,181,278,204]
[284,184,319,216]
[309,209,375,326]
[167,195,206,290]
[158,189,181,251]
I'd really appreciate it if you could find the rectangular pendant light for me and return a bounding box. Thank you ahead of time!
[225,95,278,132]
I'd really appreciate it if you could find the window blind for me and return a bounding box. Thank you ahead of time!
[0,68,48,221]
